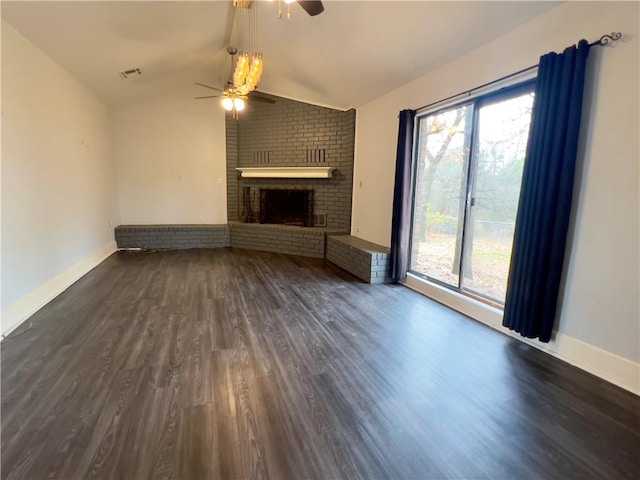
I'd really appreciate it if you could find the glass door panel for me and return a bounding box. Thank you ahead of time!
[460,92,534,304]
[410,104,473,287]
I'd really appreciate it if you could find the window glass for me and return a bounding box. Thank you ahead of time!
[410,85,535,306]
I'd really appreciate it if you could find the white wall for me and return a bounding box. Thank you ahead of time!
[1,21,119,333]
[353,2,639,390]
[112,89,227,225]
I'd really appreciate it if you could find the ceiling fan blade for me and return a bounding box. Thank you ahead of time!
[297,1,324,16]
[195,95,221,99]
[194,82,223,92]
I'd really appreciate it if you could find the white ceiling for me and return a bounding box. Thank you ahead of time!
[2,1,561,110]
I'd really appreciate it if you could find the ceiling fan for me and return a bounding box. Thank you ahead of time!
[194,82,275,105]
[194,47,275,116]
[195,0,324,114]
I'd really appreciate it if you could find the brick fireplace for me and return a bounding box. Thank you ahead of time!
[115,93,389,277]
[114,94,357,260]
[226,93,356,232]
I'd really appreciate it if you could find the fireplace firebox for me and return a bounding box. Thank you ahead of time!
[259,189,314,227]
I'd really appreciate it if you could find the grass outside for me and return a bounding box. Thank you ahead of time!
[412,233,514,304]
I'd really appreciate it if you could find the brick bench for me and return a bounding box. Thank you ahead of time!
[229,222,346,258]
[115,224,230,250]
[326,235,392,284]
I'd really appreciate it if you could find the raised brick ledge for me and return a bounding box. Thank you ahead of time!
[328,235,391,256]
[116,224,228,232]
[115,224,230,250]
[229,222,347,258]
[116,224,371,262]
[326,235,392,284]
[228,221,344,235]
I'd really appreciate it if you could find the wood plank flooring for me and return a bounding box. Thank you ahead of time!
[2,248,639,479]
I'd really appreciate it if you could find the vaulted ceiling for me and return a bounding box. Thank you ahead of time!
[2,1,561,110]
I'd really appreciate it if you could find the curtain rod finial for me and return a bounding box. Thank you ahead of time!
[596,32,622,46]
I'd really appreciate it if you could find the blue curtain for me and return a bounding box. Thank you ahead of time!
[503,40,591,342]
[390,109,416,283]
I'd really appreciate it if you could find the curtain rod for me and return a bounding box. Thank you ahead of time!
[415,32,622,113]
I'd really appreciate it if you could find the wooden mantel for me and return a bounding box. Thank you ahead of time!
[235,167,336,179]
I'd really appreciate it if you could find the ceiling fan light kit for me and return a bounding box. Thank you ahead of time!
[196,0,324,117]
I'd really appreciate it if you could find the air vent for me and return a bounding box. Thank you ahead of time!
[313,213,327,227]
[306,148,326,163]
[253,151,270,164]
[118,68,142,79]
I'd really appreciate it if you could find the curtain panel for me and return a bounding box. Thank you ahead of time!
[503,40,591,342]
[390,109,416,283]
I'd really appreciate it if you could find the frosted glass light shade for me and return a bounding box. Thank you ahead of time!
[233,98,246,111]
[221,97,234,111]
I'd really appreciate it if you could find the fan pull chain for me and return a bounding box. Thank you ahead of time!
[278,0,291,20]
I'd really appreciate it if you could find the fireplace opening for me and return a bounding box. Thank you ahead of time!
[260,189,314,227]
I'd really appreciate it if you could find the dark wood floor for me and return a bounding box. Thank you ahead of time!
[1,248,639,479]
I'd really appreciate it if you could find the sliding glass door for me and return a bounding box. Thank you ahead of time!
[410,103,473,288]
[410,83,534,306]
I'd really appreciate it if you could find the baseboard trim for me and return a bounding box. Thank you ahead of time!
[1,241,118,337]
[403,273,640,396]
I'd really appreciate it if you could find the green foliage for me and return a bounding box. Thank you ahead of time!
[426,205,448,228]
